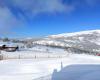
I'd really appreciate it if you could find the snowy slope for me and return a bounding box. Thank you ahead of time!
[0,54,100,80]
[0,30,100,54]
[52,64,100,80]
[32,30,100,54]
[49,30,100,38]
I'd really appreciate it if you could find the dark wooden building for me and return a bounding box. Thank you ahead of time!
[0,45,18,52]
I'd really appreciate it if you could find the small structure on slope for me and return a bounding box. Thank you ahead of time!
[0,45,19,52]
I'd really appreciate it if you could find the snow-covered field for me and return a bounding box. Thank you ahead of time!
[1,30,100,80]
[0,54,100,80]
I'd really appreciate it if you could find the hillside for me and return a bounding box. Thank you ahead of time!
[1,30,100,55]
[32,30,100,55]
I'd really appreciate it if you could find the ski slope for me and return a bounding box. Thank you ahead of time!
[0,54,100,80]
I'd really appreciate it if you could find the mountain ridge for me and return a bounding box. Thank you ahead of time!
[32,30,100,54]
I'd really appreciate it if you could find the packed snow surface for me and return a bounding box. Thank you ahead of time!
[0,54,100,80]
[52,64,100,80]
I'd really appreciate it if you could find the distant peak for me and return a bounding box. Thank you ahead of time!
[48,29,100,38]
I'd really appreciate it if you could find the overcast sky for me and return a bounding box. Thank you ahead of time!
[0,0,100,38]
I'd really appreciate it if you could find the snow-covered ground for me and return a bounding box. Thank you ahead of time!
[1,30,100,80]
[0,54,100,80]
[52,64,100,80]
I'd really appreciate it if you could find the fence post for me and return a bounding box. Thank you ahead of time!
[18,54,20,59]
[0,51,3,60]
[35,55,36,59]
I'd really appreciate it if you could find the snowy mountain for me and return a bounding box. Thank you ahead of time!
[0,30,100,55]
[32,30,100,54]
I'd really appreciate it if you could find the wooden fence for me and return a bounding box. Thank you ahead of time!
[0,52,68,60]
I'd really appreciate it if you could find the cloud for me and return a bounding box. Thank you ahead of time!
[0,6,26,35]
[0,0,75,18]
[85,0,100,6]
[0,0,75,35]
[0,0,99,36]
